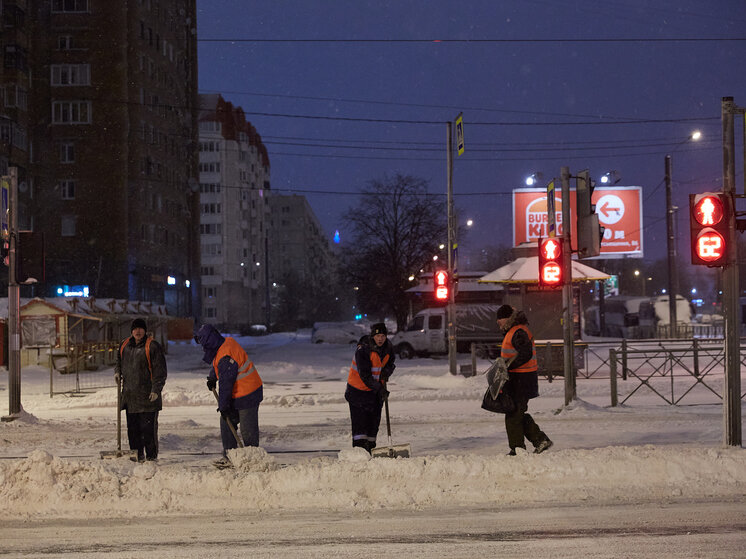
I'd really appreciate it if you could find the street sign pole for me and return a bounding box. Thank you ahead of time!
[560,167,576,405]
[721,96,741,447]
[2,167,20,421]
[446,121,457,375]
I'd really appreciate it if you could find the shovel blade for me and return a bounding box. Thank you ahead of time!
[371,443,411,459]
[100,449,139,460]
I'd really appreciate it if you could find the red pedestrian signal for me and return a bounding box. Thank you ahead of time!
[689,193,730,266]
[538,237,563,287]
[434,269,449,301]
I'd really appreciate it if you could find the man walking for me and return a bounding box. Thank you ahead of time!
[115,318,167,462]
[496,305,553,456]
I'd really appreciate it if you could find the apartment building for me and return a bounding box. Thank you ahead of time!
[3,0,200,316]
[268,194,341,325]
[198,94,271,331]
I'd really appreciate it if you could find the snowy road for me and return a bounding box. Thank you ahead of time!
[3,501,743,558]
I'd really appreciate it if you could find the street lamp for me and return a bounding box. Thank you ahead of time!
[525,172,543,187]
[600,170,620,185]
[666,130,702,337]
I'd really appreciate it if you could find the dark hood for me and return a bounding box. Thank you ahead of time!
[195,324,225,364]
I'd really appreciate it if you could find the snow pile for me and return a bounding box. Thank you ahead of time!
[227,446,279,472]
[0,445,743,519]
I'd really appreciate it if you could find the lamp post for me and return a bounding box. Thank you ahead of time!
[666,130,701,338]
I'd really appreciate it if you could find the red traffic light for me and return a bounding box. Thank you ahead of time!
[538,237,563,287]
[434,269,449,300]
[694,228,725,263]
[689,193,730,266]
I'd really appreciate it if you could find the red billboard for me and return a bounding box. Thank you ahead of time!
[513,186,643,258]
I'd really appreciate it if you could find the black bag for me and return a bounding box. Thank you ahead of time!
[481,387,515,414]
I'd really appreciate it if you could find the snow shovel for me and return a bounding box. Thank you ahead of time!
[100,374,138,460]
[371,393,410,459]
[211,387,244,448]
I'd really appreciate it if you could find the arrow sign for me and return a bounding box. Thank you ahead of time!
[598,201,621,219]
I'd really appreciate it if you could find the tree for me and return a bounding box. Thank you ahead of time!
[342,174,446,330]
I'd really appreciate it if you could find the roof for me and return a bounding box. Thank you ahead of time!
[478,256,610,284]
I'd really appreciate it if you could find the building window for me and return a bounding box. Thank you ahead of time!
[59,142,75,163]
[199,121,221,133]
[52,0,89,13]
[4,44,27,71]
[61,215,76,236]
[52,101,91,124]
[51,64,90,86]
[57,36,73,50]
[204,307,217,318]
[204,287,216,298]
[59,180,75,199]
[4,85,28,109]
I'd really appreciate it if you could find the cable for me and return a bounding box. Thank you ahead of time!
[198,37,746,44]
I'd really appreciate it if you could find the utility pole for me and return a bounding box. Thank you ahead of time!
[721,96,741,447]
[560,167,575,404]
[2,167,20,421]
[446,121,457,375]
[665,154,678,337]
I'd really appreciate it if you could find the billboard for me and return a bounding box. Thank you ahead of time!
[513,186,643,258]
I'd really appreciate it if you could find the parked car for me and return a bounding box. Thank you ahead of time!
[311,321,368,344]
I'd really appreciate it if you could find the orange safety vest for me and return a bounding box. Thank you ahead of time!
[120,336,153,378]
[501,324,537,373]
[213,337,262,398]
[348,350,389,391]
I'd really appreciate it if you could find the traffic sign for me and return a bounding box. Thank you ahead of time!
[513,186,643,258]
[455,113,464,156]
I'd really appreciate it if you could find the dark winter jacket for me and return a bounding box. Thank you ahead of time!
[116,335,167,413]
[345,335,395,410]
[197,324,263,412]
[500,310,539,401]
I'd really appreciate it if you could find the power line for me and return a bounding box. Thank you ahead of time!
[199,37,746,44]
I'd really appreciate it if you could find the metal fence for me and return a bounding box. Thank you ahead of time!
[466,338,744,407]
[49,341,120,397]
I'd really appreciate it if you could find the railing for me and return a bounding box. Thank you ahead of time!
[463,338,744,407]
[49,341,120,397]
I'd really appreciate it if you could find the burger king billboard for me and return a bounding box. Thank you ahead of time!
[513,186,643,258]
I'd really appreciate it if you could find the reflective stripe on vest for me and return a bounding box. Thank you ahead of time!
[348,351,389,391]
[214,337,262,398]
[501,324,537,373]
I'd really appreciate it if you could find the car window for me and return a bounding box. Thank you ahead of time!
[407,315,424,331]
[428,315,442,330]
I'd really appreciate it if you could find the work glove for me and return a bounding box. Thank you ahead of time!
[114,372,120,384]
[148,392,159,402]
[378,387,390,402]
[206,377,216,391]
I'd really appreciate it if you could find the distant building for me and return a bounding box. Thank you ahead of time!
[198,94,271,330]
[9,1,200,317]
[268,194,339,324]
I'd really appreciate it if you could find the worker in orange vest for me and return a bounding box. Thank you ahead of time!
[345,322,396,453]
[195,324,263,464]
[496,305,553,456]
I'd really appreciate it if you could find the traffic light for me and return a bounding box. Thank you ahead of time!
[689,192,730,266]
[434,269,449,301]
[576,169,604,258]
[538,237,564,287]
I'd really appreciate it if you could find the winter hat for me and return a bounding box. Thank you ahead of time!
[496,305,513,320]
[131,318,147,332]
[370,322,388,336]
